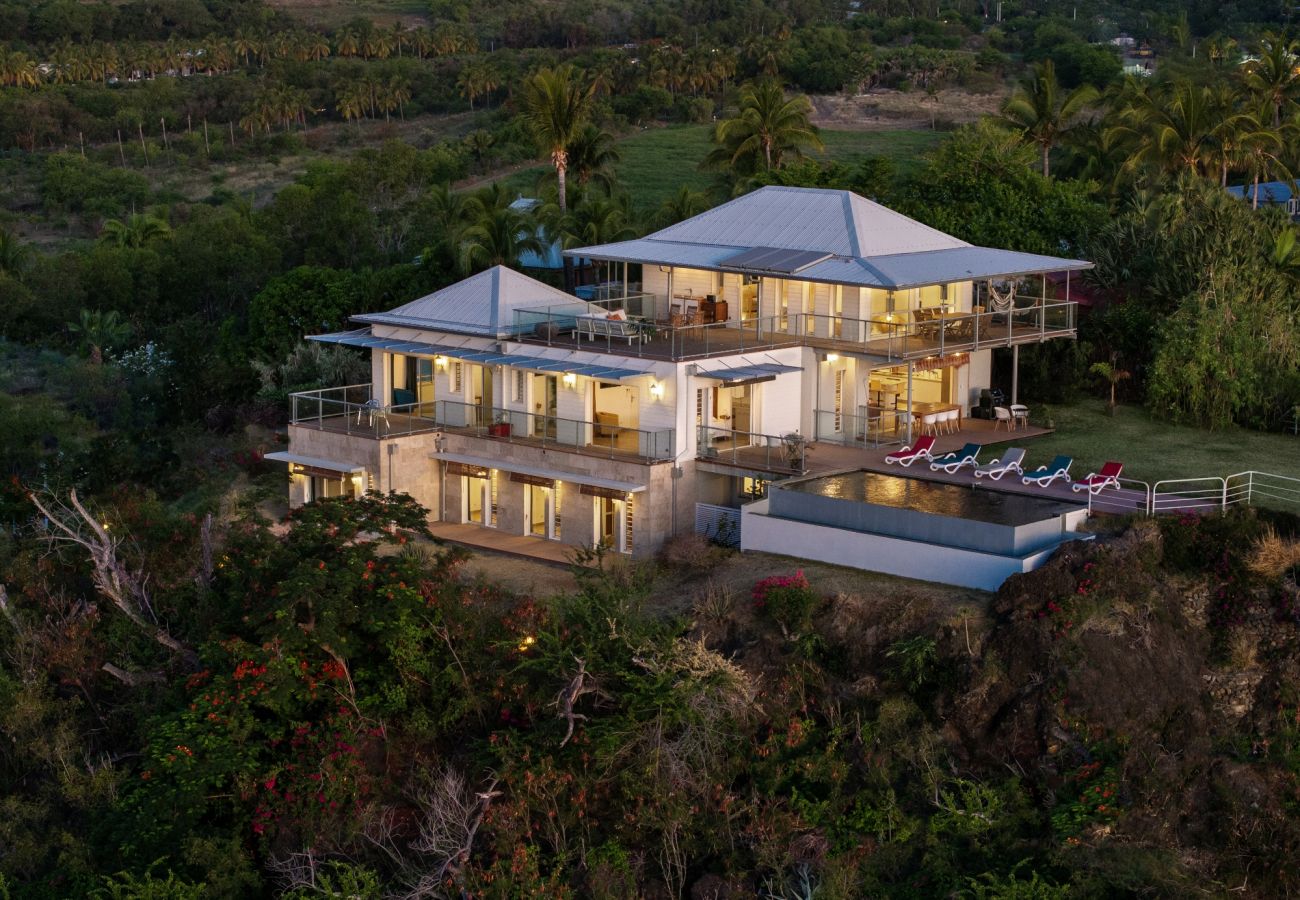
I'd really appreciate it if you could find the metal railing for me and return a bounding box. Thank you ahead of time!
[289,385,440,438]
[289,387,674,460]
[1085,477,1152,516]
[695,425,808,475]
[511,298,1078,361]
[812,408,904,449]
[1091,471,1300,516]
[432,399,674,461]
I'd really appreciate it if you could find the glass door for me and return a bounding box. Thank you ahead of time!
[471,365,494,426]
[532,374,558,438]
[527,484,558,539]
[594,496,629,553]
[463,476,489,525]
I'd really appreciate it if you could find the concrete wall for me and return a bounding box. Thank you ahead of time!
[740,499,1087,591]
[284,426,442,516]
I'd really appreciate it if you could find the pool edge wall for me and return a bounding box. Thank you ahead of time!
[740,499,1088,592]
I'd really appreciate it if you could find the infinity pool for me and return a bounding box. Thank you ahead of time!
[769,470,1083,556]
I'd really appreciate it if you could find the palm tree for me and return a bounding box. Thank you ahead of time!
[305,32,330,61]
[1112,80,1225,177]
[654,185,712,228]
[561,124,621,192]
[704,80,823,176]
[69,309,131,364]
[556,190,637,285]
[457,61,500,111]
[0,228,30,279]
[336,28,360,58]
[1242,35,1300,127]
[1090,356,1131,416]
[1210,103,1282,188]
[336,85,366,128]
[998,59,1098,178]
[521,64,597,290]
[98,214,172,249]
[386,76,412,121]
[457,193,545,274]
[1,51,42,88]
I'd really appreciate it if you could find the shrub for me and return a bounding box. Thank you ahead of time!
[752,570,817,631]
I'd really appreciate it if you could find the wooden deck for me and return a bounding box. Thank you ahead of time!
[427,521,587,566]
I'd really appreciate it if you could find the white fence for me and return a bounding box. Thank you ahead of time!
[695,503,742,547]
[1101,471,1300,517]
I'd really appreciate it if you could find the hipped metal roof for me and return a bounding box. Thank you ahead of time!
[353,265,589,337]
[569,186,1092,289]
[310,328,652,381]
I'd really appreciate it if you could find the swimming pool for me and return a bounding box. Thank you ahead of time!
[766,469,1084,557]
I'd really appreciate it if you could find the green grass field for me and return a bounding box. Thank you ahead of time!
[986,399,1300,486]
[499,125,945,218]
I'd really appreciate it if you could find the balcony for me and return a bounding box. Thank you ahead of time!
[696,425,808,476]
[289,386,675,462]
[509,297,1077,362]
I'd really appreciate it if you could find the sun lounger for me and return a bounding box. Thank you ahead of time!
[1022,455,1073,487]
[884,434,936,466]
[929,442,981,473]
[1071,461,1124,494]
[973,447,1025,480]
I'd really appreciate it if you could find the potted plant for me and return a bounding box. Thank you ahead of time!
[488,414,512,437]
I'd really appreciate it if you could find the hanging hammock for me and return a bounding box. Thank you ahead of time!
[986,278,1017,312]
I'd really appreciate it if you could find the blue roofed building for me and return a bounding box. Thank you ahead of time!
[1227,181,1300,220]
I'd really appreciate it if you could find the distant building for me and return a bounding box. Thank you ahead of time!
[1227,182,1300,220]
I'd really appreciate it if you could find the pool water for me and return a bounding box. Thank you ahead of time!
[784,470,1077,527]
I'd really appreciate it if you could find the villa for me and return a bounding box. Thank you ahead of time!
[270,186,1091,566]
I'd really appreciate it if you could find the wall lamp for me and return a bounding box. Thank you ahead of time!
[562,373,577,388]
[649,381,665,399]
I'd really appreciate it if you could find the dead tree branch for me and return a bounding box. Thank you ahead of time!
[400,769,502,898]
[29,488,197,668]
[552,656,593,748]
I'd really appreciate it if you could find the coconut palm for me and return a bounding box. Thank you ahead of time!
[998,59,1098,178]
[1,51,42,88]
[456,193,545,274]
[1090,356,1131,415]
[1111,80,1226,177]
[560,124,621,193]
[457,60,500,111]
[337,85,367,127]
[521,64,597,289]
[704,80,823,176]
[98,214,172,249]
[336,28,360,58]
[385,76,412,121]
[1242,35,1300,127]
[556,190,637,284]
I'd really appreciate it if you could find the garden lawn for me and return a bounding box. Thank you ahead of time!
[985,399,1300,485]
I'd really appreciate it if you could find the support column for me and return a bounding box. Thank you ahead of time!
[905,361,914,444]
[1011,345,1020,405]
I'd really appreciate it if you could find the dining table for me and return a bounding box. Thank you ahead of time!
[907,401,963,432]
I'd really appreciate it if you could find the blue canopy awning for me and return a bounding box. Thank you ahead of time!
[695,362,803,383]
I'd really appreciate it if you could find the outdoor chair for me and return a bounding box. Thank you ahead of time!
[929,442,981,473]
[1022,455,1073,487]
[884,434,936,467]
[973,447,1025,480]
[356,397,389,429]
[942,409,959,434]
[920,413,939,436]
[1009,403,1030,430]
[992,406,1013,431]
[1072,461,1124,494]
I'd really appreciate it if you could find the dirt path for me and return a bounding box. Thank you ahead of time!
[809,88,1006,131]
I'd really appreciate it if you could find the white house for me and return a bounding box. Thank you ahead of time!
[271,186,1091,559]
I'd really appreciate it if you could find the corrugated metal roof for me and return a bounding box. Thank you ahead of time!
[647,186,968,257]
[575,238,1090,289]
[353,266,581,337]
[1227,181,1295,203]
[310,328,651,381]
[569,186,1093,289]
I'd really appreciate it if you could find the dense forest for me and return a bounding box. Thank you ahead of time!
[2,0,1300,895]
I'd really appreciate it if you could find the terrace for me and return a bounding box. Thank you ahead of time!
[509,293,1077,363]
[289,385,675,462]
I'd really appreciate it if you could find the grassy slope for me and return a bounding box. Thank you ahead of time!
[985,399,1300,485]
[500,125,945,216]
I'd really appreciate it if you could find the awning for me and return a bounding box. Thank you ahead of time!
[265,452,365,475]
[310,328,650,381]
[695,362,803,385]
[431,451,647,494]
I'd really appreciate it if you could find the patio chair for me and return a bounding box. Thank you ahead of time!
[973,447,1025,480]
[1072,461,1124,494]
[356,397,389,429]
[884,434,936,467]
[1009,403,1029,430]
[929,442,981,473]
[942,409,959,434]
[992,406,1013,431]
[1021,455,1073,487]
